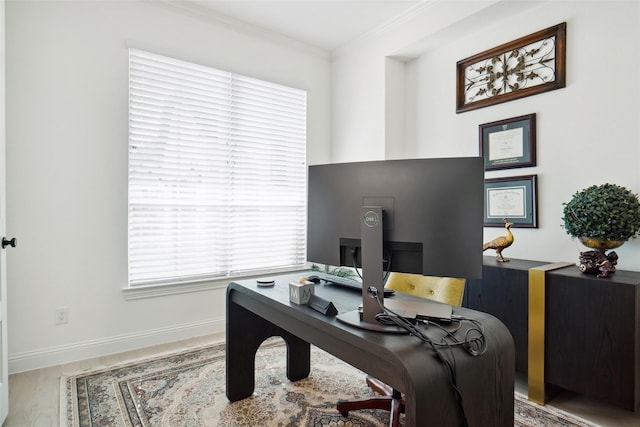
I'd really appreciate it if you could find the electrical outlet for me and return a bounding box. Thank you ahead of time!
[55,307,69,325]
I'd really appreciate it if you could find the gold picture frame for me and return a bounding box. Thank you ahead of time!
[457,23,566,113]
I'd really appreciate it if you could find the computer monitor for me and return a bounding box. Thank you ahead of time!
[307,157,484,330]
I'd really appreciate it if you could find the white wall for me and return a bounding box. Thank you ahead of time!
[332,0,640,270]
[5,0,331,372]
[6,0,640,373]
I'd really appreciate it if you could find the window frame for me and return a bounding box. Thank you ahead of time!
[127,49,308,291]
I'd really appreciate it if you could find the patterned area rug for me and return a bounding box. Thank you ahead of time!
[61,338,597,427]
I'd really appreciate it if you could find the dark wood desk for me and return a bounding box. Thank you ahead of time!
[226,272,515,427]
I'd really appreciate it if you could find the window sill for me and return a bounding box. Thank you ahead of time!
[122,267,309,300]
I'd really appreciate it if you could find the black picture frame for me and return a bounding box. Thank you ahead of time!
[484,175,538,228]
[456,22,566,113]
[480,113,536,171]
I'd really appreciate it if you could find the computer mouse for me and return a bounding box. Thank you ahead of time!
[307,275,321,283]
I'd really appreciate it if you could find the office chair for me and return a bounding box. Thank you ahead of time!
[336,272,466,427]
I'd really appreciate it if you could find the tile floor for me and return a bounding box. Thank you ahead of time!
[4,334,640,426]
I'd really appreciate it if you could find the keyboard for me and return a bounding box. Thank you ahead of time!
[308,272,395,297]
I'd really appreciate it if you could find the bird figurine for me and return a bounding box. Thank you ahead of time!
[483,218,514,262]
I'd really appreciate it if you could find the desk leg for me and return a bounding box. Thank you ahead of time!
[404,387,426,427]
[285,334,311,381]
[226,293,310,402]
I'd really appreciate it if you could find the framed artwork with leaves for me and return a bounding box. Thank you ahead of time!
[457,23,566,113]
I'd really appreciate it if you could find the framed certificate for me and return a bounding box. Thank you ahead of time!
[484,175,538,228]
[480,114,536,171]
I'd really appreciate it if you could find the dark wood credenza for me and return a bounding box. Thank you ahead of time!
[463,256,640,411]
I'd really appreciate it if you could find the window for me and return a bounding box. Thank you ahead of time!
[128,49,307,286]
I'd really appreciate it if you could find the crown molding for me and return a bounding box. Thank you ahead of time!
[332,0,440,58]
[149,0,330,60]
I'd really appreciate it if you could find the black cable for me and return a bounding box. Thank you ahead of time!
[368,287,486,427]
[424,317,487,357]
[351,247,392,284]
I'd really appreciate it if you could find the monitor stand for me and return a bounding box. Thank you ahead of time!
[336,310,408,334]
[335,206,408,334]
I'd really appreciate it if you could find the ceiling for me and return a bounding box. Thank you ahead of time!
[168,0,427,51]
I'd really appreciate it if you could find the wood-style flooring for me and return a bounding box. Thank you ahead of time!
[4,333,640,426]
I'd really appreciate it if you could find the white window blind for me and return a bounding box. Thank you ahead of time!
[128,49,307,286]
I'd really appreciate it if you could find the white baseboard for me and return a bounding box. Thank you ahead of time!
[8,317,225,374]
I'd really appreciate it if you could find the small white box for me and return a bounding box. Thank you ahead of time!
[289,281,315,305]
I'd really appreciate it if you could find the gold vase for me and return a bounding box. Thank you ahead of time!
[578,237,625,252]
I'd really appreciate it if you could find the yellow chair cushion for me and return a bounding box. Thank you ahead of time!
[384,272,465,306]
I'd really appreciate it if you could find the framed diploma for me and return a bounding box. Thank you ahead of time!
[484,175,538,228]
[480,113,536,171]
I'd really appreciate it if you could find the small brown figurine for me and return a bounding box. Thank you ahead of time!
[578,250,618,278]
[483,218,514,262]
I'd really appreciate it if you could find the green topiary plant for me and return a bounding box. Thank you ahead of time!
[562,183,640,241]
